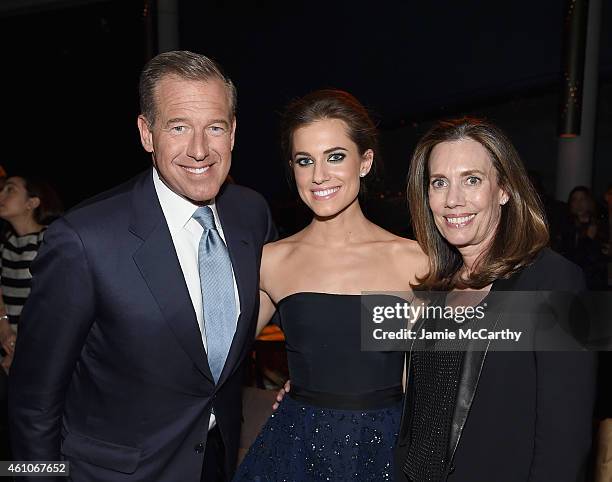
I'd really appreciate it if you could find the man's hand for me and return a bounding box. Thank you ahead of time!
[272,380,290,410]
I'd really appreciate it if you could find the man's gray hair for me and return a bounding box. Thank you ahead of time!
[139,50,237,125]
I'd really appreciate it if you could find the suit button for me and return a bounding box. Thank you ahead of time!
[194,442,204,454]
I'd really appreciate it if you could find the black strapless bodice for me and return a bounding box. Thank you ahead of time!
[234,292,403,481]
[276,292,404,397]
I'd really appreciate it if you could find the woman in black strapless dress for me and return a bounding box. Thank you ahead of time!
[233,90,427,481]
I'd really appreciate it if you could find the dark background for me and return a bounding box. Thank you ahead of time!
[0,0,610,228]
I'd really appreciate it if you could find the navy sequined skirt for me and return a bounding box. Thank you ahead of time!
[233,392,401,481]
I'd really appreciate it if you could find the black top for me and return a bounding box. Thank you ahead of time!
[404,295,495,480]
[277,292,404,403]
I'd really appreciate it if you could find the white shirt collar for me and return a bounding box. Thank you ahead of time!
[152,168,222,233]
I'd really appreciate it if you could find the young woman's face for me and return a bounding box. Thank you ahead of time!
[0,177,38,222]
[428,138,508,259]
[290,118,372,218]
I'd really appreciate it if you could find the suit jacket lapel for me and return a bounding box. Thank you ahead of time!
[216,187,257,385]
[129,170,214,383]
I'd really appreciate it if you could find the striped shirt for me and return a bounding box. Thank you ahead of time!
[1,229,46,325]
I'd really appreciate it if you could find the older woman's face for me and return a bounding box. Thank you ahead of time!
[428,138,508,259]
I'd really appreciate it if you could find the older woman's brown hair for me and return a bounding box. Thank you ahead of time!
[407,117,549,290]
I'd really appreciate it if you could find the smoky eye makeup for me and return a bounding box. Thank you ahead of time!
[294,156,314,167]
[327,152,346,162]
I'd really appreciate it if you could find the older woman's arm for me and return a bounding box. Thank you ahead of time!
[528,260,597,482]
[528,351,596,481]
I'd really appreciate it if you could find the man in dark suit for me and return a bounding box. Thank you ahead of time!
[9,51,276,481]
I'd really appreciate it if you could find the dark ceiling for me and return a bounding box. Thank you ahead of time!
[0,0,609,205]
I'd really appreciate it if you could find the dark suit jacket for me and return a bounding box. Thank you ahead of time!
[395,248,597,482]
[8,169,276,481]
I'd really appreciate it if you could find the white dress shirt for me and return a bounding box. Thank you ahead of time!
[153,169,241,429]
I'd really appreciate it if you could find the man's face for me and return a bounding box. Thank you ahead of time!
[137,76,236,203]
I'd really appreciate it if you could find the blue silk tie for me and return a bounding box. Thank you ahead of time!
[193,206,237,383]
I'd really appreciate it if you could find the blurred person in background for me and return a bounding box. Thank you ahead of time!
[0,175,62,459]
[0,176,63,372]
[560,186,608,290]
[0,166,9,241]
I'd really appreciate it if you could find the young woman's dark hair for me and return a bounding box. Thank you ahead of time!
[19,176,64,225]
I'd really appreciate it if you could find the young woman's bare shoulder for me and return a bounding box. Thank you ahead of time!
[372,227,422,254]
[262,231,306,264]
[395,237,426,256]
[387,236,429,275]
[261,233,307,293]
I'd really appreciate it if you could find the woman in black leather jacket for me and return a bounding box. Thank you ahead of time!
[395,118,596,482]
